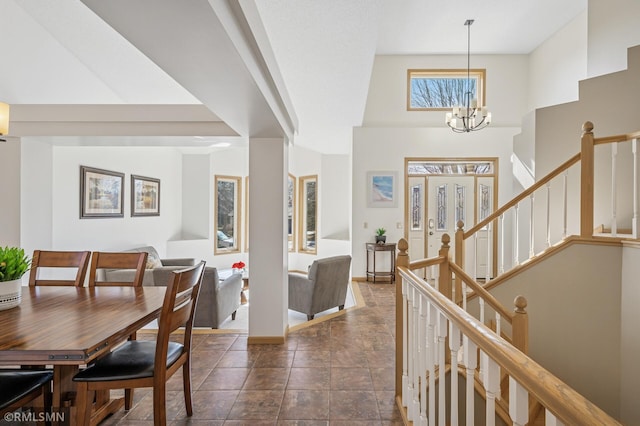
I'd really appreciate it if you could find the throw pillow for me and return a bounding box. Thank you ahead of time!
[146,251,163,269]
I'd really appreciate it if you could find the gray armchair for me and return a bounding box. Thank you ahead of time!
[102,246,196,286]
[154,266,243,328]
[104,246,242,328]
[288,255,352,321]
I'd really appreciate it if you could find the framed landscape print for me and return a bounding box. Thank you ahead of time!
[80,166,124,218]
[367,171,398,208]
[131,175,160,216]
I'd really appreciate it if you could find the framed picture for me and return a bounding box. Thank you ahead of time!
[80,166,124,218]
[367,171,398,208]
[131,175,160,216]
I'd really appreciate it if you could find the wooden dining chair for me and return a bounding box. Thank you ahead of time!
[0,370,53,417]
[73,261,205,426]
[28,250,91,287]
[87,251,148,287]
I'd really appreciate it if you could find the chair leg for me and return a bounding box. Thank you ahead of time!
[33,389,46,426]
[307,314,314,321]
[124,388,134,410]
[182,362,193,417]
[153,381,167,426]
[74,383,94,426]
[231,310,237,320]
[339,304,345,310]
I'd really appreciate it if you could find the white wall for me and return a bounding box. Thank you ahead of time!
[487,242,622,420]
[620,242,640,425]
[168,144,350,274]
[40,146,183,256]
[352,127,518,278]
[168,147,249,269]
[364,54,528,128]
[587,0,640,78]
[20,139,52,252]
[528,11,587,112]
[356,53,525,278]
[288,145,351,271]
[181,154,211,240]
[320,154,350,240]
[1,139,21,246]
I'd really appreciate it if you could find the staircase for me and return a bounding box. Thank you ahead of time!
[394,122,640,425]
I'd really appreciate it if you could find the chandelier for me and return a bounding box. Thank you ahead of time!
[446,19,491,133]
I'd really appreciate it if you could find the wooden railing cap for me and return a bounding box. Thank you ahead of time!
[583,121,594,134]
[441,233,450,247]
[514,295,527,313]
[398,238,409,253]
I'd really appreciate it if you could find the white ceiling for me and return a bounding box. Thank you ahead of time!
[0,0,587,154]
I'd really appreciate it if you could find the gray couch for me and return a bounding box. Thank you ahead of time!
[104,246,243,328]
[288,255,352,320]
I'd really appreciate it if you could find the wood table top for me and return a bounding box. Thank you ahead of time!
[0,285,166,365]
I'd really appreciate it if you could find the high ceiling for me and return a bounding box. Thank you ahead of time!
[0,0,587,154]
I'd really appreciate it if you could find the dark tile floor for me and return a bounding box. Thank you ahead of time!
[100,281,403,425]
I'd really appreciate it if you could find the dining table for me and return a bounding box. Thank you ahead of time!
[0,285,166,425]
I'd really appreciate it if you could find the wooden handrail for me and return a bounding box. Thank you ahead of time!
[449,262,513,322]
[398,266,621,426]
[464,122,640,241]
[593,129,640,145]
[464,152,581,237]
[408,256,444,270]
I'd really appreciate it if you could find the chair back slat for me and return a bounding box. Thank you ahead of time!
[28,250,91,287]
[155,262,205,363]
[88,252,148,287]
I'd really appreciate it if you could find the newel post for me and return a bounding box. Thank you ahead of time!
[395,238,409,399]
[455,221,465,303]
[438,234,452,300]
[580,121,595,237]
[512,295,529,355]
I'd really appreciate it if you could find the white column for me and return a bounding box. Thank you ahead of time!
[248,138,288,339]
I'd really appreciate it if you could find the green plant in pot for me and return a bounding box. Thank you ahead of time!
[375,227,387,244]
[0,246,30,282]
[0,246,31,311]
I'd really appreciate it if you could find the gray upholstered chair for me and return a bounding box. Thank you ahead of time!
[288,255,352,320]
[154,266,243,329]
[103,246,196,286]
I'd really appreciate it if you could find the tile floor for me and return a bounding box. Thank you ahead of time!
[99,281,402,425]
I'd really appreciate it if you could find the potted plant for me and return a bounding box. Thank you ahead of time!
[375,227,387,244]
[0,246,30,311]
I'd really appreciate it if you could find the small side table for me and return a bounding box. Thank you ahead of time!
[366,242,396,283]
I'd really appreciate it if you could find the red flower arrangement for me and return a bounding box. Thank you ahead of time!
[232,261,246,270]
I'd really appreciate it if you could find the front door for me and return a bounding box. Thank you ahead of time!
[427,176,475,260]
[407,176,427,278]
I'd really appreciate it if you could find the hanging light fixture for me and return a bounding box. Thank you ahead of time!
[0,102,9,142]
[446,19,491,133]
